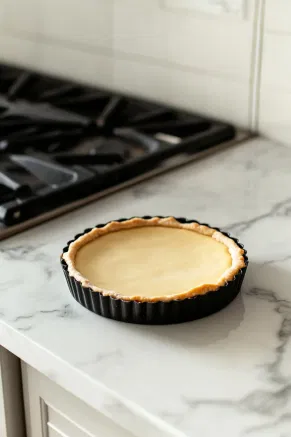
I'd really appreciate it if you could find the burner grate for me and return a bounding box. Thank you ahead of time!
[0,63,238,233]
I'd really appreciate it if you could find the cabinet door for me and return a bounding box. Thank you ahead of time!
[0,360,6,437]
[22,363,136,437]
[0,347,25,437]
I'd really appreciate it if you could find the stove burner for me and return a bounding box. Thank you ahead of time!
[0,63,236,232]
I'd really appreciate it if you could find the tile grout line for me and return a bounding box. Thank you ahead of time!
[1,27,249,85]
[248,0,266,132]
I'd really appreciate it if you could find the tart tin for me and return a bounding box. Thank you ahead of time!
[60,216,248,325]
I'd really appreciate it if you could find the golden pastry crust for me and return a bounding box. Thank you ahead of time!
[62,217,246,302]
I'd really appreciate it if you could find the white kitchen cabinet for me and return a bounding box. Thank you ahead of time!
[0,360,6,437]
[21,363,136,437]
[0,347,25,437]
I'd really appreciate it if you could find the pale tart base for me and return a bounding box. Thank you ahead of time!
[63,217,246,302]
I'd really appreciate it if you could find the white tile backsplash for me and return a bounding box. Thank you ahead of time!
[1,0,290,144]
[113,2,166,65]
[0,33,114,89]
[163,0,246,18]
[0,0,258,128]
[264,0,290,33]
[113,0,254,81]
[258,0,291,145]
[112,0,255,125]
[169,69,250,126]
[112,59,171,104]
[259,90,291,146]
[113,58,249,126]
[260,33,291,91]
[5,0,113,50]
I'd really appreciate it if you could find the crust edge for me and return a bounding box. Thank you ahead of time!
[62,217,246,302]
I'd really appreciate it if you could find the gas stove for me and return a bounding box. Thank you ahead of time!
[0,63,250,240]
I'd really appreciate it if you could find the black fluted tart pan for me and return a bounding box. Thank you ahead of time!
[60,216,248,324]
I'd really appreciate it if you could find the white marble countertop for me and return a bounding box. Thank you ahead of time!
[0,137,291,437]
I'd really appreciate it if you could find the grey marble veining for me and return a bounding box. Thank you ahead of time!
[1,137,291,436]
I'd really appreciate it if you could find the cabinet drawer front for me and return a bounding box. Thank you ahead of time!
[22,363,136,437]
[46,402,96,437]
[46,426,64,437]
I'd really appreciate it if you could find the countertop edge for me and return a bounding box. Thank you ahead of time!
[0,319,187,437]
